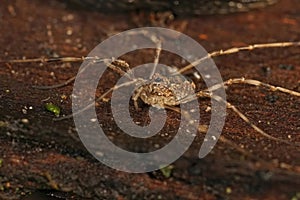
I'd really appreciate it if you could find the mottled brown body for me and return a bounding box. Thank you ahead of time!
[133,73,196,108]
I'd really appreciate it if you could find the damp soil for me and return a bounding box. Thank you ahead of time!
[0,0,300,199]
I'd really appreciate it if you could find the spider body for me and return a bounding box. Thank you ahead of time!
[133,72,196,108]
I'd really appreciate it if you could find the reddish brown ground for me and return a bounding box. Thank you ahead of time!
[0,0,300,199]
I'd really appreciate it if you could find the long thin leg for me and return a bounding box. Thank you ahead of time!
[165,103,270,158]
[132,87,144,110]
[177,41,300,74]
[195,78,300,145]
[182,90,299,145]
[33,58,131,89]
[55,79,138,121]
[2,42,299,67]
[127,29,162,78]
[201,93,300,146]
[225,101,295,145]
[165,103,300,176]
[167,86,300,146]
[150,37,162,78]
[33,76,76,89]
[32,57,105,89]
[205,78,300,143]
[103,59,134,79]
[0,56,86,63]
[3,41,299,89]
[206,78,300,97]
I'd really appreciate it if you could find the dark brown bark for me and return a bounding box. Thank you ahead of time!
[67,0,279,15]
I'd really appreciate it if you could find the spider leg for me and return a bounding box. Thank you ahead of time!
[33,58,132,89]
[127,29,162,78]
[204,79,300,145]
[164,93,300,178]
[33,76,76,89]
[53,58,138,120]
[0,56,85,63]
[103,58,134,79]
[177,41,300,74]
[150,37,162,78]
[54,79,138,121]
[206,78,300,97]
[204,79,300,144]
[164,103,254,158]
[132,86,144,110]
[207,94,300,146]
[165,102,300,176]
[32,57,104,89]
[181,90,299,145]
[1,56,87,89]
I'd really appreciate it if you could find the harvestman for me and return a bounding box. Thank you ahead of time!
[2,34,300,150]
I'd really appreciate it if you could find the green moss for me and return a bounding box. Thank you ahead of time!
[45,103,61,117]
[159,165,174,178]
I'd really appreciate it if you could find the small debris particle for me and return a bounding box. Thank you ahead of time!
[22,108,27,114]
[90,118,97,122]
[21,118,29,124]
[280,162,292,169]
[193,72,201,79]
[205,106,211,112]
[8,5,16,16]
[62,14,74,22]
[66,27,73,36]
[226,187,232,194]
[278,64,294,70]
[190,109,196,113]
[61,94,67,100]
[44,172,59,190]
[198,125,208,133]
[261,66,271,76]
[198,34,208,40]
[102,97,110,102]
[281,17,297,26]
[95,151,104,157]
[42,97,51,102]
[204,74,211,79]
[65,38,72,44]
[5,182,10,188]
[266,94,278,103]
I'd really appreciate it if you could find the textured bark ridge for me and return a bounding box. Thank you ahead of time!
[67,0,278,15]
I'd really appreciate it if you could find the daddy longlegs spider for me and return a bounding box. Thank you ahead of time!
[2,34,300,161]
